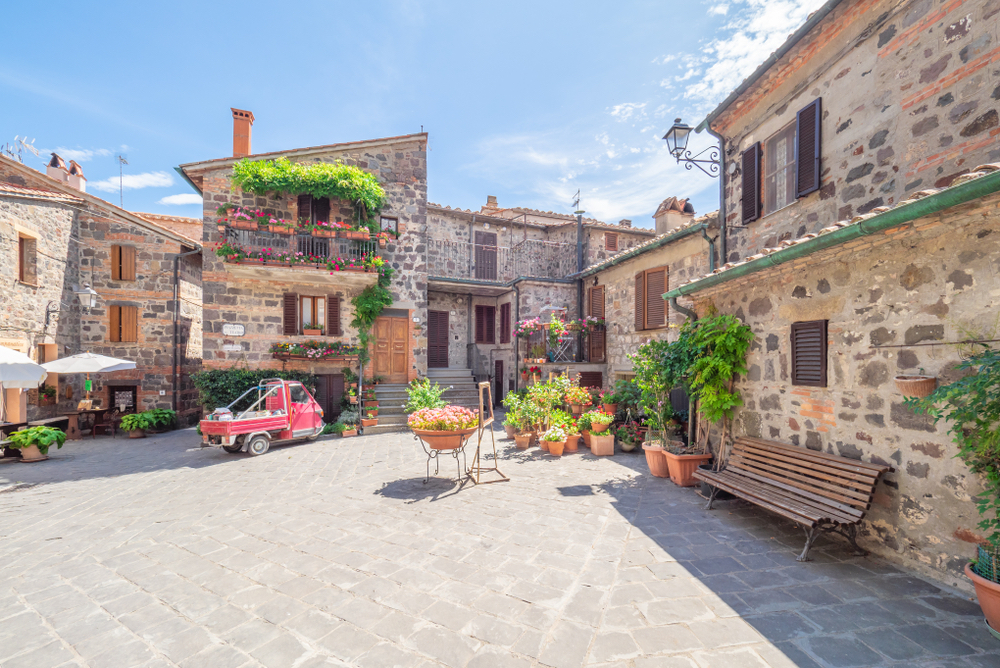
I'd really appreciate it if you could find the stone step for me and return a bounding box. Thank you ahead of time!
[427,368,474,375]
[361,423,407,436]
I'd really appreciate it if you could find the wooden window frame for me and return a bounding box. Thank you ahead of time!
[18,236,26,283]
[109,305,139,343]
[634,267,668,331]
[605,232,618,252]
[298,296,326,333]
[17,234,37,285]
[475,304,496,344]
[762,121,798,216]
[380,216,398,234]
[111,245,136,282]
[790,320,828,387]
[499,302,511,344]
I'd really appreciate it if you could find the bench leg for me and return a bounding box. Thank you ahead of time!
[703,486,720,511]
[797,526,820,562]
[844,524,867,557]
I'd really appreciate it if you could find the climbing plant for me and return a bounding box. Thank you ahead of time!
[230,157,387,230]
[350,265,396,367]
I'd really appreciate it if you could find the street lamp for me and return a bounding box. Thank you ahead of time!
[45,284,101,326]
[663,118,720,178]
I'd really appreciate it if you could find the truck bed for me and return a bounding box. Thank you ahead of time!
[200,413,288,437]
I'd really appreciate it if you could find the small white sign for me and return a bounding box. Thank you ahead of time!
[222,344,242,352]
[222,324,245,337]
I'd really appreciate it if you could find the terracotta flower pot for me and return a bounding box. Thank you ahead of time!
[129,430,146,439]
[564,435,580,452]
[581,430,591,447]
[966,562,1000,633]
[268,225,293,235]
[504,424,516,439]
[545,440,565,456]
[349,396,358,404]
[591,422,610,433]
[894,375,937,398]
[539,438,549,452]
[303,329,322,336]
[642,443,669,478]
[531,374,540,383]
[17,444,48,463]
[361,418,377,427]
[590,434,614,456]
[514,433,532,449]
[664,451,712,487]
[312,229,337,238]
[569,404,588,415]
[602,403,618,415]
[412,427,477,450]
[342,429,357,437]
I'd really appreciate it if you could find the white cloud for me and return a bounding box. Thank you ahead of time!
[609,102,647,123]
[90,171,174,193]
[41,147,113,162]
[708,3,729,15]
[157,193,202,206]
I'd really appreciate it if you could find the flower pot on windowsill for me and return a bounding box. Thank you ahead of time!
[894,375,937,398]
[302,329,322,336]
[664,451,712,487]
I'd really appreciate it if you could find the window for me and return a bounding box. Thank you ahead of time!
[588,285,605,362]
[475,305,495,344]
[290,384,310,404]
[297,194,330,224]
[791,320,827,387]
[380,216,398,234]
[17,234,37,284]
[300,296,326,332]
[577,371,603,388]
[634,267,667,330]
[763,122,797,215]
[284,293,337,335]
[605,233,618,252]
[111,245,136,281]
[500,302,511,344]
[109,305,139,342]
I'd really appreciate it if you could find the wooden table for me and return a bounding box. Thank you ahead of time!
[65,409,107,440]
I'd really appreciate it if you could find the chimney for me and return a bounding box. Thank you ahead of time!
[231,108,254,157]
[618,219,632,228]
[67,160,87,193]
[485,195,498,209]
[653,197,695,235]
[46,153,69,184]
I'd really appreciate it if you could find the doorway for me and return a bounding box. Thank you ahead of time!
[314,374,344,422]
[474,231,497,280]
[494,360,504,407]
[374,316,408,383]
[427,310,449,368]
[107,385,137,413]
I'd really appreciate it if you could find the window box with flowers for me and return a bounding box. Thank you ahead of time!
[270,341,361,361]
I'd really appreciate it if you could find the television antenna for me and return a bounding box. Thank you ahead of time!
[572,190,585,215]
[116,154,128,207]
[4,136,39,163]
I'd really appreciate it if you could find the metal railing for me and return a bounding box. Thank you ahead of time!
[224,228,378,261]
[427,239,577,282]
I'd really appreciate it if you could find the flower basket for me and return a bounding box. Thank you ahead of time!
[894,375,937,398]
[664,451,712,487]
[412,427,477,450]
[642,443,669,478]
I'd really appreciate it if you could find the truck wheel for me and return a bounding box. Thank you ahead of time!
[222,443,243,453]
[246,435,270,456]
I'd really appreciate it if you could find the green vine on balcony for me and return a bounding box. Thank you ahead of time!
[351,266,395,367]
[230,157,387,231]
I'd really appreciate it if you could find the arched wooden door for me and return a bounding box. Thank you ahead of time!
[373,316,408,383]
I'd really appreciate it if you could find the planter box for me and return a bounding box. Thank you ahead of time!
[591,434,614,456]
[302,329,322,336]
[642,443,669,478]
[894,375,936,398]
[664,451,712,487]
[231,221,258,230]
[272,354,358,363]
[312,229,337,238]
[361,418,377,428]
[341,429,357,437]
[346,231,370,240]
[268,225,294,235]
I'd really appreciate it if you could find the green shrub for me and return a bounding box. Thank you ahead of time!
[146,408,177,429]
[191,369,317,412]
[339,408,361,426]
[405,377,447,413]
[120,413,154,432]
[8,426,66,455]
[323,422,348,435]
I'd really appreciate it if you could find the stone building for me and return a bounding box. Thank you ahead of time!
[0,154,203,426]
[662,0,1000,583]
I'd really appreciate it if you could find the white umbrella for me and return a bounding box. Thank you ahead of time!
[42,352,136,400]
[0,345,47,389]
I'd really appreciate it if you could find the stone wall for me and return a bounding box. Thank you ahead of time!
[690,193,1000,585]
[714,0,1000,262]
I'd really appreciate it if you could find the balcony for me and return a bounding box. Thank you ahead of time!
[219,228,380,287]
[427,239,577,287]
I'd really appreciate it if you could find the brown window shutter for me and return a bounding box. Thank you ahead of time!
[589,329,606,363]
[327,295,341,336]
[634,273,645,331]
[485,306,496,344]
[500,303,511,344]
[283,293,298,335]
[314,197,331,223]
[577,371,603,388]
[122,246,136,281]
[475,305,485,343]
[110,305,121,342]
[123,307,138,342]
[590,285,605,318]
[791,320,827,387]
[111,245,121,280]
[796,98,822,198]
[605,233,618,252]
[741,143,762,224]
[297,194,313,223]
[644,268,666,329]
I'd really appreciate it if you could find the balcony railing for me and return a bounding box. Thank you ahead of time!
[223,228,378,262]
[427,239,577,283]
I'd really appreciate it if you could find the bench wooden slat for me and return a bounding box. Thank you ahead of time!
[695,470,823,527]
[730,453,874,505]
[738,442,881,485]
[740,437,893,474]
[700,469,861,525]
[719,466,867,522]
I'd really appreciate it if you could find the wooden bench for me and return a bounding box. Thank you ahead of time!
[29,416,70,428]
[694,437,893,561]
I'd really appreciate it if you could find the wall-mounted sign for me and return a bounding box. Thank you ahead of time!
[222,344,242,352]
[222,324,245,337]
[0,337,28,353]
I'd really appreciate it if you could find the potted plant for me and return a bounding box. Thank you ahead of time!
[342,367,359,389]
[664,441,712,486]
[120,412,152,438]
[326,422,348,437]
[643,438,669,478]
[895,368,937,398]
[577,412,592,447]
[586,410,613,433]
[38,385,57,406]
[146,408,177,433]
[520,366,529,382]
[303,325,324,336]
[564,420,581,453]
[541,425,567,456]
[530,344,546,364]
[347,388,358,404]
[361,411,378,428]
[907,349,1000,630]
[7,425,66,462]
[339,408,361,435]
[601,389,619,416]
[408,405,479,450]
[564,385,593,416]
[267,218,296,235]
[529,366,542,383]
[615,422,641,453]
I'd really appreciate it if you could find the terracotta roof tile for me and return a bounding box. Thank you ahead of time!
[0,182,84,204]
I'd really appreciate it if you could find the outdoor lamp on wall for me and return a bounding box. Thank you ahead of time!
[45,284,101,326]
[663,118,720,178]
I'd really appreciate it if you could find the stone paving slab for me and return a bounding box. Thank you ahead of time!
[0,427,997,667]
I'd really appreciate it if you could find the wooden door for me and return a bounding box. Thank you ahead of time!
[427,310,449,368]
[314,374,344,422]
[374,317,408,382]
[474,231,497,280]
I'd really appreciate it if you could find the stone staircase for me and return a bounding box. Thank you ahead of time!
[362,369,481,436]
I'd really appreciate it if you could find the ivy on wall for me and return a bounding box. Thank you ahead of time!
[351,267,395,368]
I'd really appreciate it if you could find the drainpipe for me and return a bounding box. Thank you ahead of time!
[704,124,727,263]
[172,248,202,416]
[700,227,717,273]
[576,213,584,362]
[513,284,520,391]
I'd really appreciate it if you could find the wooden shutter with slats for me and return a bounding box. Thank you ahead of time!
[605,233,618,252]
[110,305,121,342]
[111,245,122,280]
[741,143,762,224]
[635,273,645,331]
[791,320,827,387]
[500,302,511,344]
[577,371,603,388]
[590,285,605,318]
[795,98,822,198]
[122,306,138,342]
[484,306,496,344]
[644,268,666,329]
[589,285,606,362]
[297,194,313,223]
[327,294,341,336]
[283,293,298,335]
[121,246,136,281]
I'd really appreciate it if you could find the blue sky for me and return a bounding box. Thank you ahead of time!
[3,0,823,226]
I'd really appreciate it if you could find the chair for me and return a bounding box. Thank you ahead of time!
[93,410,120,439]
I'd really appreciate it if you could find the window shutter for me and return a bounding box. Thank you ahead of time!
[605,233,618,252]
[283,293,298,335]
[111,245,122,280]
[634,274,645,331]
[644,268,666,329]
[500,303,511,344]
[122,246,136,281]
[297,194,313,223]
[590,285,605,318]
[741,143,762,224]
[485,306,496,344]
[123,307,138,342]
[110,306,121,342]
[577,371,603,388]
[796,99,822,198]
[475,305,485,343]
[327,294,341,336]
[314,197,331,223]
[589,329,606,363]
[791,320,827,387]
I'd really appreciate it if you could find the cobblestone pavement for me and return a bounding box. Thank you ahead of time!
[1,427,997,668]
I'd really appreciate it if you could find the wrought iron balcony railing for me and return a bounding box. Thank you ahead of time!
[223,228,378,262]
[427,239,577,283]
